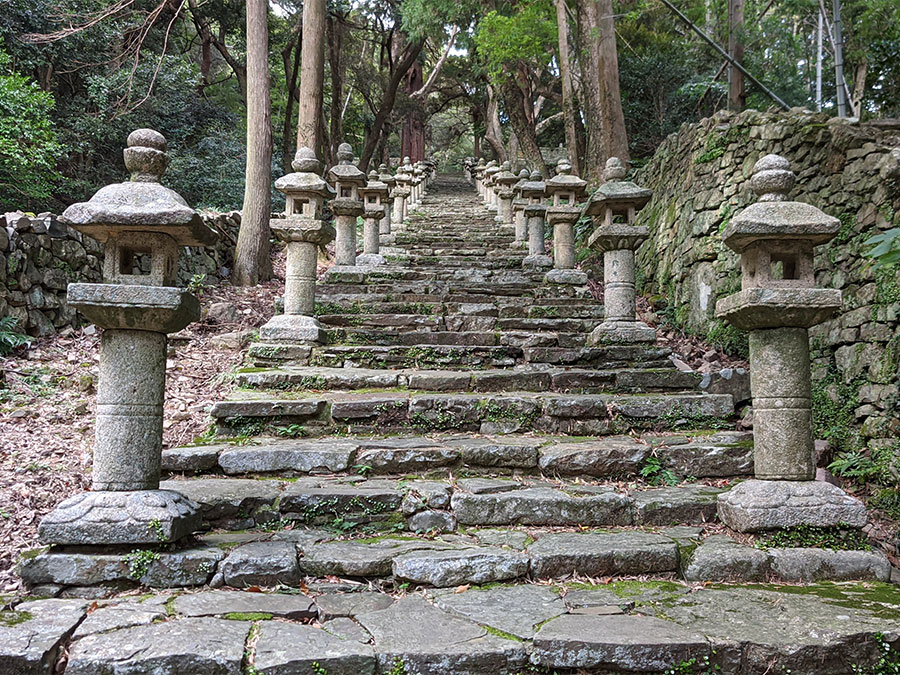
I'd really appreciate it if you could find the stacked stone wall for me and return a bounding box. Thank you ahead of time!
[635,108,900,448]
[0,210,241,336]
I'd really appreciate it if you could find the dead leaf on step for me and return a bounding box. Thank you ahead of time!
[455,584,470,593]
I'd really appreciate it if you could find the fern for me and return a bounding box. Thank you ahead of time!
[0,316,29,356]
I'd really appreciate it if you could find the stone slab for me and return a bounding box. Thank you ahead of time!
[532,614,709,671]
[66,617,250,675]
[174,590,316,619]
[632,485,724,525]
[527,531,678,578]
[219,541,300,588]
[316,592,394,619]
[162,444,221,472]
[767,547,892,582]
[160,478,281,528]
[254,622,376,675]
[717,480,868,532]
[73,599,167,638]
[392,547,529,587]
[538,437,651,477]
[451,487,633,526]
[298,538,456,577]
[447,436,541,468]
[682,535,771,582]
[432,585,566,639]
[218,440,357,474]
[0,599,87,675]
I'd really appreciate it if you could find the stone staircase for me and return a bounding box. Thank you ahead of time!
[12,176,899,675]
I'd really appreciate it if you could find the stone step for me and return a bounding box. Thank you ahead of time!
[162,431,752,479]
[327,328,587,349]
[234,365,701,395]
[322,315,595,337]
[8,582,897,673]
[315,297,604,318]
[209,390,734,437]
[324,267,553,287]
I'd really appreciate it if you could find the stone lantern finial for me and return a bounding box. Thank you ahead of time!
[750,153,795,202]
[338,143,355,164]
[602,157,628,182]
[292,146,323,174]
[124,128,169,182]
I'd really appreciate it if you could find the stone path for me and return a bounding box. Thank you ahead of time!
[11,176,899,673]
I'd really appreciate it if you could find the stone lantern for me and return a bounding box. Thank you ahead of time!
[494,161,519,227]
[584,157,655,344]
[520,170,551,269]
[411,162,424,206]
[393,162,412,226]
[545,159,587,285]
[512,168,531,246]
[38,129,214,546]
[327,143,366,267]
[357,169,389,267]
[483,161,500,211]
[378,163,396,236]
[474,158,487,197]
[715,154,867,532]
[258,146,335,345]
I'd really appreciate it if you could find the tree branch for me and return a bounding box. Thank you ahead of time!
[411,25,459,101]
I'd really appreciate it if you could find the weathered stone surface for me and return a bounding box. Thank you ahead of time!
[218,440,356,474]
[316,592,394,619]
[174,590,315,619]
[73,598,167,637]
[392,547,528,587]
[401,481,452,513]
[355,445,458,474]
[451,487,633,526]
[66,617,249,675]
[632,485,724,525]
[280,479,401,524]
[662,432,754,477]
[471,528,530,549]
[0,599,87,675]
[407,510,458,533]
[432,585,566,639]
[219,542,300,587]
[322,617,372,643]
[767,548,892,582]
[357,596,527,674]
[162,444,221,472]
[38,490,200,546]
[254,622,376,675]
[717,480,868,532]
[527,530,678,578]
[160,478,281,528]
[298,538,455,577]
[538,437,650,477]
[447,436,541,468]
[67,283,201,333]
[682,535,771,582]
[455,478,520,494]
[532,614,709,671]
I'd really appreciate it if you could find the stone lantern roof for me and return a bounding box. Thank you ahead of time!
[584,158,652,216]
[378,163,396,188]
[360,170,389,199]
[276,147,334,199]
[721,154,841,252]
[513,169,530,196]
[494,161,518,188]
[61,129,216,247]
[544,159,587,202]
[483,161,501,182]
[520,170,546,201]
[328,143,366,187]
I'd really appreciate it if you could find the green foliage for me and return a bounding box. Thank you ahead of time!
[188,274,210,296]
[0,317,30,356]
[812,369,863,455]
[387,658,408,675]
[639,454,679,486]
[851,634,900,674]
[474,1,556,84]
[0,50,61,209]
[664,652,721,674]
[122,549,160,581]
[705,320,749,360]
[755,524,871,551]
[865,229,900,267]
[147,519,166,543]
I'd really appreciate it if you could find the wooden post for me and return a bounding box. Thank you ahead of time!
[728,0,745,112]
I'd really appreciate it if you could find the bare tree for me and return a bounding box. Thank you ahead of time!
[233,0,272,286]
[296,0,326,155]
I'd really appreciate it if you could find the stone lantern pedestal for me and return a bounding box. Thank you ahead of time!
[378,164,396,238]
[357,170,389,267]
[474,159,487,197]
[258,147,335,345]
[328,143,366,270]
[38,129,213,546]
[544,159,587,285]
[511,169,530,248]
[483,161,500,211]
[584,158,655,344]
[715,154,866,531]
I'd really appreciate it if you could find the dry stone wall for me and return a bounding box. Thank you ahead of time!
[634,108,900,449]
[0,210,241,336]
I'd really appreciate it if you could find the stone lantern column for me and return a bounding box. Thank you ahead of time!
[328,143,366,268]
[258,147,335,345]
[545,159,588,285]
[512,169,530,247]
[474,159,487,197]
[584,158,655,344]
[378,164,396,236]
[494,161,519,227]
[520,171,551,269]
[357,170,389,267]
[38,129,214,546]
[483,161,500,210]
[715,154,867,533]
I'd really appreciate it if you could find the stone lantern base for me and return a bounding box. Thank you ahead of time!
[544,268,588,285]
[588,319,656,345]
[523,254,553,269]
[38,490,201,546]
[259,313,328,344]
[717,480,867,533]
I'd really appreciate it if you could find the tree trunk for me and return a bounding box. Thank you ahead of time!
[484,85,507,162]
[281,31,302,173]
[401,60,426,161]
[575,0,629,183]
[501,74,547,177]
[851,61,866,118]
[234,0,272,286]
[296,0,326,154]
[727,0,745,111]
[556,0,580,175]
[328,15,345,159]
